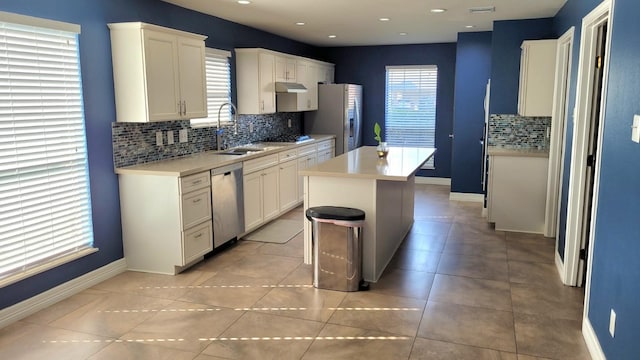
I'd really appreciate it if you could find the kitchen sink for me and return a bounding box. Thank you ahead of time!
[219,147,265,155]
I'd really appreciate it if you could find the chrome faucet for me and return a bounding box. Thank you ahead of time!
[217,102,238,151]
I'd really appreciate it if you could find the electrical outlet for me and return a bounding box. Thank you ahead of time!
[632,115,640,143]
[609,309,616,337]
[249,122,254,133]
[155,131,163,146]
[288,119,292,128]
[179,129,188,143]
[167,130,174,145]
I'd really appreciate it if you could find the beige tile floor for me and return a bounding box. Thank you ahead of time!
[0,184,591,359]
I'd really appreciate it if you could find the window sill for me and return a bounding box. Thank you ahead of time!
[0,247,99,289]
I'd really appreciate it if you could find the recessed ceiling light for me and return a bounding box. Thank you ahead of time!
[296,22,305,26]
[430,8,447,13]
[328,35,337,38]
[237,0,251,4]
[465,25,475,29]
[469,6,495,14]
[379,17,390,22]
[399,32,408,36]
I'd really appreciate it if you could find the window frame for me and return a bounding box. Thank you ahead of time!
[190,47,232,128]
[384,65,438,169]
[0,11,97,288]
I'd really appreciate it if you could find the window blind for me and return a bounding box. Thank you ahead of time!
[0,17,95,286]
[384,65,438,169]
[190,48,231,127]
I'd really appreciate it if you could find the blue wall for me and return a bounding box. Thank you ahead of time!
[489,18,556,115]
[0,0,318,309]
[322,44,457,178]
[451,32,493,194]
[582,0,640,357]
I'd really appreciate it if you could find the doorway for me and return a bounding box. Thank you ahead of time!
[545,27,574,244]
[563,0,612,291]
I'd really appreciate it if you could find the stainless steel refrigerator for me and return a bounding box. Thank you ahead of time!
[304,84,362,155]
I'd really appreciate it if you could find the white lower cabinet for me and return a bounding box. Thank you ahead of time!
[487,154,549,233]
[297,148,317,202]
[118,171,213,275]
[279,158,299,212]
[243,154,280,232]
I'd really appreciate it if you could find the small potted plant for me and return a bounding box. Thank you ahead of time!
[374,122,389,158]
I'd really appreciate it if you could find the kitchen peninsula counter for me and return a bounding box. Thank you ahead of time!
[300,146,436,282]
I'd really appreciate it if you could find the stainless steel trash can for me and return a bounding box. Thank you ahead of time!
[305,206,366,292]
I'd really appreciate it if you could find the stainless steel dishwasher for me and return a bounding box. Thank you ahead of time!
[211,162,244,248]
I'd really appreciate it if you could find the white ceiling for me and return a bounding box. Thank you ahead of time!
[160,0,567,47]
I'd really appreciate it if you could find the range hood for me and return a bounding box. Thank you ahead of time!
[275,82,307,93]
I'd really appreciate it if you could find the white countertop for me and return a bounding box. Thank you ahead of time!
[488,146,549,158]
[300,146,436,181]
[115,135,335,177]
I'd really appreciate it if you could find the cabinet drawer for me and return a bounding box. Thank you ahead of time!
[180,171,210,194]
[182,221,213,265]
[244,154,278,173]
[278,148,298,162]
[181,188,212,229]
[298,144,316,156]
[316,140,334,151]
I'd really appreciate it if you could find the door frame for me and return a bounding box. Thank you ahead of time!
[546,27,575,244]
[563,0,613,290]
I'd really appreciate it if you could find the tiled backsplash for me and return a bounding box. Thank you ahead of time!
[488,114,551,149]
[112,113,303,168]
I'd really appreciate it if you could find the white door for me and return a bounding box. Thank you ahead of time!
[259,52,276,113]
[243,171,263,231]
[262,166,280,221]
[177,36,207,118]
[142,30,180,121]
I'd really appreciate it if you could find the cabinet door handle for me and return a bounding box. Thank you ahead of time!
[178,101,182,115]
[193,198,202,203]
[194,233,202,239]
[183,101,187,115]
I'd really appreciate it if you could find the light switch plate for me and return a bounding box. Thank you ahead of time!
[155,131,163,146]
[632,115,640,143]
[179,129,188,143]
[249,122,254,133]
[167,130,174,145]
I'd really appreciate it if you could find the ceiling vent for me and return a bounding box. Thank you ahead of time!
[469,6,496,14]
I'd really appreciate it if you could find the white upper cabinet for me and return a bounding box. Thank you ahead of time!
[518,39,558,117]
[236,49,276,114]
[275,55,297,82]
[236,48,333,114]
[317,63,335,84]
[108,22,207,122]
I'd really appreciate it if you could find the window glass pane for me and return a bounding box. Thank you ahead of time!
[0,18,94,285]
[190,48,231,127]
[384,65,438,168]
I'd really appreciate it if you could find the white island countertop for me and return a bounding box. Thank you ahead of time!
[300,146,436,181]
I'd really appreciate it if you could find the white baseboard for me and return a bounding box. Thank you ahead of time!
[449,192,484,203]
[0,258,127,328]
[583,316,606,360]
[415,177,451,186]
[555,251,566,285]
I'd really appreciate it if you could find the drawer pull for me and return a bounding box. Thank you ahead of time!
[192,198,202,203]
[192,180,202,185]
[194,233,203,239]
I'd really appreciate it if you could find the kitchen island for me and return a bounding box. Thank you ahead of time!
[300,146,436,282]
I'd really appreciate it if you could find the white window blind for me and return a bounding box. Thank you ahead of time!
[385,65,438,169]
[190,48,231,127]
[0,15,96,287]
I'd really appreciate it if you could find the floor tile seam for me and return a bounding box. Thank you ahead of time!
[324,315,421,338]
[414,332,517,354]
[434,269,510,284]
[295,319,335,360]
[425,299,515,316]
[511,309,585,323]
[504,256,557,265]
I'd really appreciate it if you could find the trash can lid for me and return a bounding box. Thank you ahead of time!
[305,206,365,221]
